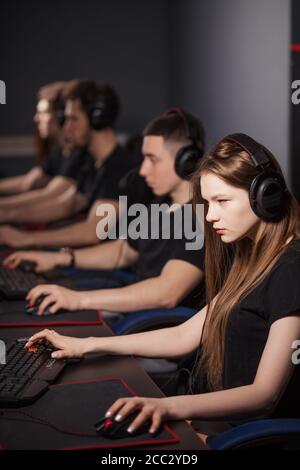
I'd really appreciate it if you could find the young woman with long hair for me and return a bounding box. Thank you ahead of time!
[34,81,69,164]
[24,133,300,442]
[0,82,67,195]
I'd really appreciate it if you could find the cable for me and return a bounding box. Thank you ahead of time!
[0,409,96,438]
[159,366,193,395]
[157,309,210,396]
[186,307,209,395]
[113,238,127,270]
[149,303,210,397]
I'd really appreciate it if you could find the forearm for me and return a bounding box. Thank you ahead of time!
[166,384,273,422]
[85,325,185,358]
[4,196,74,224]
[27,219,99,248]
[79,278,172,312]
[0,176,72,208]
[74,239,129,269]
[0,188,55,208]
[0,175,30,195]
[0,168,47,194]
[14,223,87,248]
[53,221,100,247]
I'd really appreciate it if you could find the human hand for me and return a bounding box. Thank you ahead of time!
[3,250,60,272]
[0,225,29,248]
[105,396,171,435]
[26,284,82,315]
[25,329,89,359]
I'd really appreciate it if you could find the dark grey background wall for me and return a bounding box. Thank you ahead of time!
[291,0,300,201]
[1,0,293,187]
[0,0,171,135]
[169,0,291,182]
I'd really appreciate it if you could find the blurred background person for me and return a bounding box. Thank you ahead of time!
[0,79,138,247]
[0,81,69,195]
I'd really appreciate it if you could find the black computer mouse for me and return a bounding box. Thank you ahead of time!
[25,295,53,316]
[94,411,158,440]
[18,260,37,273]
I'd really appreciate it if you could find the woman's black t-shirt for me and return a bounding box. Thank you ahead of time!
[222,239,300,419]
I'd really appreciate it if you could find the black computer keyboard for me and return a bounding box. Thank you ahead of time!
[0,338,66,407]
[0,267,45,299]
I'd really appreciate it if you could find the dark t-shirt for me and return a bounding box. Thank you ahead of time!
[41,146,64,177]
[41,146,93,186]
[58,147,93,183]
[118,168,154,207]
[77,145,135,207]
[127,197,205,309]
[222,238,300,419]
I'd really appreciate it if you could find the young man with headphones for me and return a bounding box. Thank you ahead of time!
[0,79,136,247]
[5,109,206,317]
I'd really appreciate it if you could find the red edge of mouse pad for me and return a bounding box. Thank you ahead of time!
[48,377,180,450]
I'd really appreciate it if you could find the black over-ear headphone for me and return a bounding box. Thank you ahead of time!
[164,108,204,179]
[88,94,116,131]
[54,109,66,128]
[52,91,66,128]
[223,133,286,221]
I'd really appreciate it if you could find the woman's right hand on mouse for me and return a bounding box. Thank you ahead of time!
[3,250,64,272]
[25,329,90,359]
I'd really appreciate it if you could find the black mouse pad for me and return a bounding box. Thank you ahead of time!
[0,378,180,449]
[0,301,103,327]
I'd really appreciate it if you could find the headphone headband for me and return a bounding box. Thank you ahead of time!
[164,108,200,143]
[224,133,270,167]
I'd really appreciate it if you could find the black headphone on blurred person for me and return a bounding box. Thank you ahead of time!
[164,108,204,179]
[52,91,66,128]
[88,94,117,131]
[223,133,287,221]
[54,109,66,128]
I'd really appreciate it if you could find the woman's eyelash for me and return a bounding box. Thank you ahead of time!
[203,199,229,203]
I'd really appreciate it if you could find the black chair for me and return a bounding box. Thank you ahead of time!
[209,419,300,450]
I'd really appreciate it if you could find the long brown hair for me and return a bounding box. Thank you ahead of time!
[35,81,66,163]
[192,139,300,391]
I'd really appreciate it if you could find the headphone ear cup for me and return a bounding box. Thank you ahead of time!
[89,102,107,130]
[175,145,203,179]
[249,172,286,221]
[55,110,65,128]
